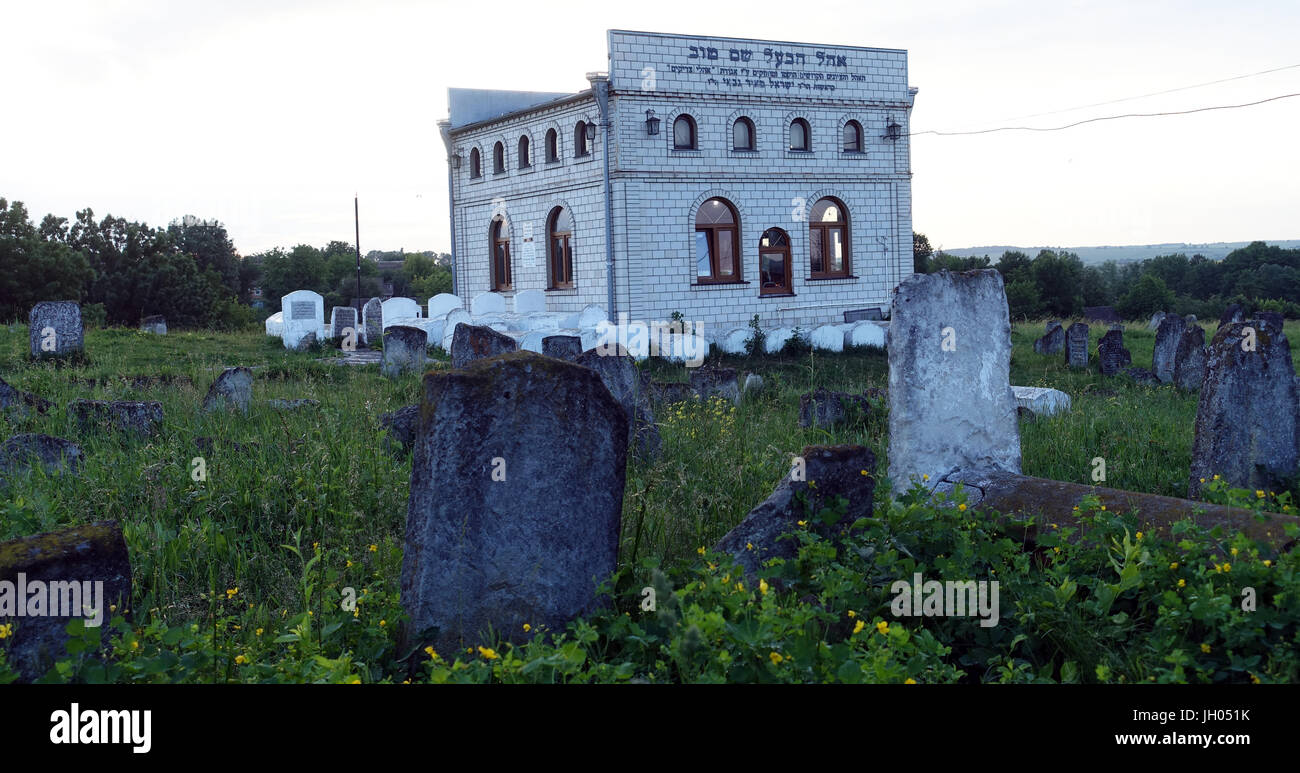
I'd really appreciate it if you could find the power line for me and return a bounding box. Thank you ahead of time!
[911,92,1300,137]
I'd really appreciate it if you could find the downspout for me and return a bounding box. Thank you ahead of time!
[437,119,459,297]
[588,73,615,321]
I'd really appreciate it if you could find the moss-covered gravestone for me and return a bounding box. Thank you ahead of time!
[29,301,83,361]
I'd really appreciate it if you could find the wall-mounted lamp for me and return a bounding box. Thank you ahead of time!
[450,153,462,169]
[645,109,660,136]
[585,122,597,143]
[883,118,902,141]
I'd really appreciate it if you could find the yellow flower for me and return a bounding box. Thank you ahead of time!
[312,541,319,551]
[1072,506,1079,511]
[735,582,744,592]
[904,678,917,684]
[707,562,717,571]
[696,546,705,555]
[1050,523,1058,529]
[860,470,868,476]
[1256,490,1265,499]
[1250,673,1261,684]
[876,621,889,635]
[379,619,386,627]
[256,628,264,637]
[759,579,769,596]
[0,623,11,639]
[1199,478,1205,483]
[1230,547,1238,556]
[130,640,139,650]
[1178,579,1186,588]
[958,503,967,512]
[1169,562,1179,570]
[853,620,865,634]
[1223,563,1231,573]
[1263,560,1272,567]
[796,520,807,527]
[808,480,817,488]
[746,542,753,551]
[1200,643,1211,654]
[1213,474,1220,480]
[425,646,438,660]
[235,654,247,665]
[1135,531,1143,540]
[226,588,238,599]
[369,544,378,552]
[768,651,784,665]
[922,474,930,481]
[1100,505,1106,511]
[349,677,361,684]
[346,560,353,568]
[1053,547,1060,554]
[847,610,856,618]
[478,646,499,660]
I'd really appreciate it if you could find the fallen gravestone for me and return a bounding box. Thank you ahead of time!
[0,433,84,482]
[380,405,419,455]
[68,399,163,438]
[1010,386,1070,416]
[29,301,84,360]
[1172,323,1207,390]
[888,269,1020,486]
[1188,320,1300,498]
[715,445,875,583]
[0,376,53,419]
[1152,314,1187,383]
[401,351,628,655]
[1033,321,1064,355]
[202,367,254,413]
[381,325,428,378]
[362,298,383,346]
[574,348,661,460]
[1065,322,1090,368]
[542,335,583,361]
[0,521,132,682]
[798,388,871,428]
[689,366,740,404]
[140,315,167,335]
[1097,328,1132,376]
[450,323,518,370]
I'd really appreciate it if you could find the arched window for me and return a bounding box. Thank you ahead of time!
[518,136,531,168]
[673,115,697,150]
[490,216,512,291]
[809,197,850,278]
[843,121,863,152]
[493,141,505,174]
[574,121,591,157]
[790,118,810,151]
[469,148,481,178]
[759,228,791,296]
[547,207,575,290]
[694,198,740,284]
[732,117,755,151]
[545,129,558,162]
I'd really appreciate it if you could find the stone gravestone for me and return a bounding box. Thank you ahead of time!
[0,521,132,682]
[1172,323,1207,390]
[426,293,462,319]
[450,323,518,370]
[471,291,508,317]
[400,351,628,656]
[202,367,254,413]
[887,270,1020,487]
[361,298,382,345]
[1147,311,1166,331]
[514,289,546,314]
[280,290,324,350]
[381,325,428,379]
[68,399,164,438]
[689,366,740,404]
[140,315,167,335]
[1064,322,1090,368]
[440,309,472,352]
[381,297,421,328]
[575,348,661,460]
[0,376,53,419]
[0,433,84,482]
[1188,320,1300,498]
[1033,321,1064,355]
[380,405,419,456]
[1097,329,1131,375]
[1152,314,1187,383]
[542,335,583,361]
[798,388,871,428]
[330,306,358,340]
[29,301,83,360]
[1218,303,1246,329]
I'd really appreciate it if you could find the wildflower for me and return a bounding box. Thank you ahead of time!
[1250,673,1261,684]
[1264,560,1272,567]
[1230,547,1238,556]
[478,646,499,660]
[958,503,967,512]
[346,560,353,568]
[759,579,769,596]
[847,610,856,618]
[697,546,705,555]
[313,541,319,551]
[349,677,361,684]
[1223,563,1231,573]
[109,604,117,613]
[130,640,139,650]
[0,623,11,639]
[256,628,264,637]
[1213,563,1222,573]
[1200,643,1211,654]
[904,678,917,684]
[1135,531,1143,540]
[1050,523,1058,530]
[853,620,865,635]
[1178,579,1186,588]
[1256,490,1265,499]
[379,619,386,627]
[735,582,744,592]
[1053,547,1061,554]
[1169,562,1179,570]
[1072,506,1079,511]
[769,651,784,665]
[796,520,807,527]
[368,544,377,553]
[235,654,247,665]
[876,621,889,635]
[1213,474,1220,480]
[808,480,817,488]
[746,542,753,551]
[707,562,717,571]
[922,474,930,481]
[1100,505,1106,511]
[860,470,868,476]
[425,646,438,660]
[1199,478,1205,483]
[226,588,238,599]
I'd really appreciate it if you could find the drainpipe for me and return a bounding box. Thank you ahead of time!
[588,73,615,321]
[437,119,458,297]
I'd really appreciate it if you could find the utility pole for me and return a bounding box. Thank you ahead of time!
[354,194,362,316]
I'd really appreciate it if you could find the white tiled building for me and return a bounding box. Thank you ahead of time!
[438,29,916,339]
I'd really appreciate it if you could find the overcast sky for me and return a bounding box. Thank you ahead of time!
[3,0,1297,256]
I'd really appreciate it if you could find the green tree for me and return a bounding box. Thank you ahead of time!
[1117,274,1175,319]
[1030,250,1084,318]
[912,232,934,273]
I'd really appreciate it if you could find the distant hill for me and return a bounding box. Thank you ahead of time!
[940,240,1300,265]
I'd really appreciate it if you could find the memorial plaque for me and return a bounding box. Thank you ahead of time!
[292,301,315,320]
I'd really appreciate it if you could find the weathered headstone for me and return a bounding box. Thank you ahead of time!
[715,445,875,583]
[68,399,163,438]
[1218,303,1246,329]
[140,315,167,335]
[1097,328,1132,375]
[798,388,871,428]
[290,331,317,352]
[1065,322,1090,368]
[1188,321,1300,498]
[202,367,254,413]
[1152,314,1187,383]
[542,335,583,361]
[0,521,132,682]
[1172,323,1207,390]
[1011,386,1071,416]
[401,351,628,655]
[575,348,661,460]
[0,433,84,482]
[470,291,507,317]
[514,289,546,314]
[382,297,422,328]
[0,376,53,419]
[689,366,740,404]
[380,405,418,455]
[450,323,518,370]
[381,325,429,378]
[362,298,383,345]
[426,293,462,319]
[280,290,324,350]
[1147,311,1166,331]
[887,270,1020,486]
[28,301,83,360]
[440,309,471,352]
[1033,321,1064,355]
[742,373,764,397]
[330,306,358,340]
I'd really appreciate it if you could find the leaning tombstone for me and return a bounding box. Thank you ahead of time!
[1171,323,1207,390]
[887,270,1020,487]
[798,388,871,428]
[0,521,132,682]
[1147,311,1166,331]
[29,301,84,361]
[400,351,628,656]
[1064,322,1090,368]
[450,323,518,370]
[689,365,740,404]
[381,325,429,378]
[1152,314,1188,383]
[1097,328,1132,375]
[1033,321,1064,355]
[575,348,660,460]
[202,367,254,413]
[1188,320,1300,498]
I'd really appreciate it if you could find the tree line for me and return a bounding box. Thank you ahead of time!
[913,233,1300,321]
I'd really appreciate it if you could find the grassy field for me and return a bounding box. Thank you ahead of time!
[0,318,1297,682]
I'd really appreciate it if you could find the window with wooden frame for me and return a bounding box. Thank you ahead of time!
[843,120,863,152]
[732,117,755,150]
[545,129,558,162]
[694,198,741,284]
[490,216,512,291]
[493,142,505,174]
[574,121,591,157]
[790,118,811,151]
[809,197,850,278]
[673,114,697,150]
[469,148,481,178]
[547,207,574,289]
[759,228,792,295]
[518,136,531,168]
